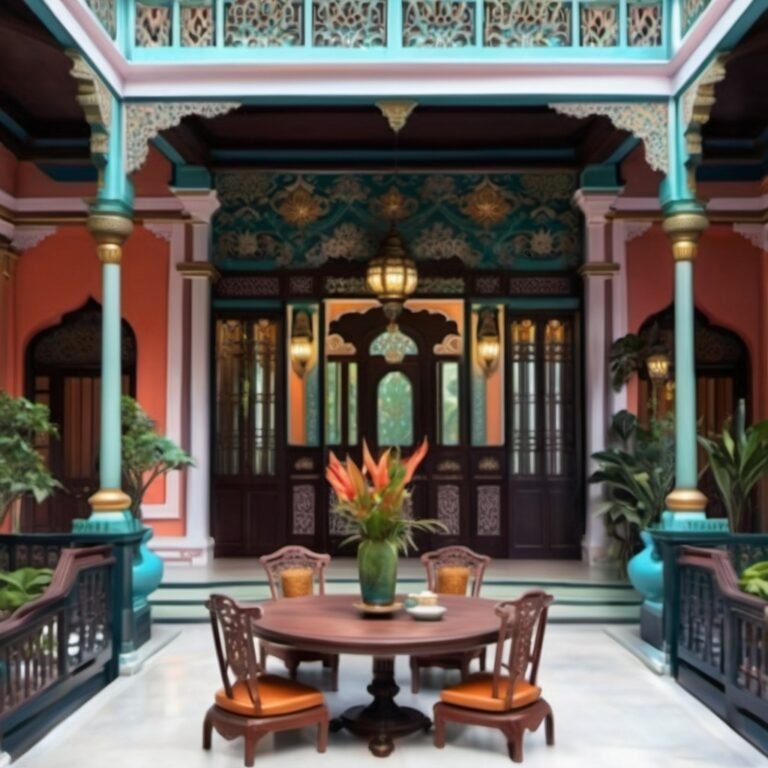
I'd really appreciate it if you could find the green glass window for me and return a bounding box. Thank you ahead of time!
[377,371,413,447]
[325,361,341,445]
[438,361,460,446]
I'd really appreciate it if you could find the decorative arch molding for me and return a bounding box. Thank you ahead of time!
[28,298,137,371]
[125,101,241,174]
[67,51,113,168]
[681,54,728,163]
[549,102,668,174]
[329,306,459,357]
[638,303,749,379]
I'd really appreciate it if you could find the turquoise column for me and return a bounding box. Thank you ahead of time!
[660,202,724,529]
[75,96,137,533]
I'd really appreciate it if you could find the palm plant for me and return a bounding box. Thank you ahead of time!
[589,410,675,570]
[698,419,768,532]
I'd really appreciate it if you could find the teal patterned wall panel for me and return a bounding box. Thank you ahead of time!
[213,171,580,272]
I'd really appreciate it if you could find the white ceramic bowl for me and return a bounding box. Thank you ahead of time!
[406,604,446,621]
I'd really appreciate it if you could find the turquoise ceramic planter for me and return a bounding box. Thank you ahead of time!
[357,539,398,606]
[627,529,664,606]
[132,527,164,610]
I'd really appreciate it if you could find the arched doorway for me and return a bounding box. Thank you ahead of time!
[24,299,137,532]
[637,304,750,523]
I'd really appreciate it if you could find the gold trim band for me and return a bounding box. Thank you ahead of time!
[176,261,220,282]
[89,488,132,512]
[662,211,708,262]
[665,487,708,511]
[578,262,620,277]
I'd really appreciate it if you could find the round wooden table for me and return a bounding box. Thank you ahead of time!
[252,594,501,757]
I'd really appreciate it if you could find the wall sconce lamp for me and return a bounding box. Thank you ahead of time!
[646,350,670,382]
[290,310,313,378]
[477,309,501,376]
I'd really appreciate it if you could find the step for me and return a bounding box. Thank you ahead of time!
[149,577,642,625]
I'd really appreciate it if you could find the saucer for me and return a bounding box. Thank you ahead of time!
[406,605,446,621]
[353,601,403,616]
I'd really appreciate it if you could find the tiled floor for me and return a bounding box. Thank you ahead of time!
[14,624,765,768]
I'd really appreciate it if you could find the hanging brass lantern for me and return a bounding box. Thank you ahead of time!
[366,226,418,327]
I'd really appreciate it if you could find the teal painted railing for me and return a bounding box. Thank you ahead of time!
[117,0,674,61]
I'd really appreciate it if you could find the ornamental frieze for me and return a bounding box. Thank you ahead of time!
[213,171,580,271]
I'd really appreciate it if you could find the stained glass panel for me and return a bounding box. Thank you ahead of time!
[377,372,414,447]
[325,361,341,445]
[348,362,358,444]
[370,329,418,363]
[439,362,460,446]
[510,319,537,475]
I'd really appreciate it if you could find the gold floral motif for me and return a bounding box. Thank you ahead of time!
[461,178,512,228]
[530,230,554,256]
[371,185,417,221]
[276,179,327,228]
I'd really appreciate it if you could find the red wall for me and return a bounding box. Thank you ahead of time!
[627,223,764,418]
[10,224,182,534]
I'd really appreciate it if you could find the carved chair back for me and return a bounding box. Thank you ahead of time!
[207,594,263,708]
[259,545,330,600]
[491,590,554,709]
[421,545,491,597]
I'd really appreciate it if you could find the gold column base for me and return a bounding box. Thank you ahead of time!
[665,488,707,512]
[89,488,132,512]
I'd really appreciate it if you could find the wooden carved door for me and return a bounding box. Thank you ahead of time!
[507,313,582,557]
[212,315,285,556]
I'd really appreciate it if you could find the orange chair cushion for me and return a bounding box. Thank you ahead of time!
[440,673,541,712]
[215,675,324,717]
[280,568,314,598]
[436,566,470,595]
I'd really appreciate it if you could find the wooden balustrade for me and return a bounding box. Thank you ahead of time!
[0,545,117,759]
[674,546,768,755]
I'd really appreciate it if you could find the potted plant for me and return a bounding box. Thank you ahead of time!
[698,418,768,533]
[589,410,675,573]
[326,438,445,606]
[120,396,194,606]
[0,391,61,530]
[121,395,195,520]
[0,567,54,621]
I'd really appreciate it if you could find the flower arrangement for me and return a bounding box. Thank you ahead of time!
[325,437,445,552]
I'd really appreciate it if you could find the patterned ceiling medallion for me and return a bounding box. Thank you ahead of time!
[275,179,328,228]
[461,178,512,228]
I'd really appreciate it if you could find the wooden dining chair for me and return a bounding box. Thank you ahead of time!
[410,545,491,693]
[203,594,329,767]
[433,590,555,763]
[258,546,339,691]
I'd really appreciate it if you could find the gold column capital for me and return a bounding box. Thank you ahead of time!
[87,212,134,264]
[662,210,709,261]
[176,261,220,282]
[665,487,708,512]
[89,488,132,512]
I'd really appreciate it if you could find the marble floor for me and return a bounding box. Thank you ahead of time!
[14,624,765,768]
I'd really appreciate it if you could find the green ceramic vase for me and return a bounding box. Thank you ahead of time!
[357,538,398,606]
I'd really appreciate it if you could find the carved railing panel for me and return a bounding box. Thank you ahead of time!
[131,0,666,52]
